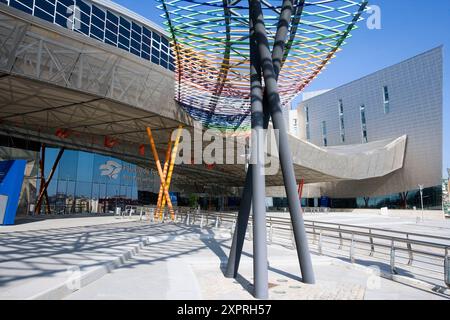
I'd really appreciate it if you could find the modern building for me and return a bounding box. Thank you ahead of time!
[0,0,445,221]
[292,47,443,209]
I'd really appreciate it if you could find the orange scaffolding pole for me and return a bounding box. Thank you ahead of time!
[155,136,173,219]
[298,178,305,203]
[159,125,183,220]
[146,127,174,219]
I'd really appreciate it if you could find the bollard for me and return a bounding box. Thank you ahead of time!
[186,213,190,225]
[200,214,204,229]
[215,216,219,228]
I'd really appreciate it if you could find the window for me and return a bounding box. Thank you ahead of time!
[338,99,345,143]
[141,26,152,60]
[304,106,310,141]
[74,0,91,36]
[90,5,105,41]
[321,121,327,147]
[55,0,74,29]
[118,16,131,51]
[360,104,368,143]
[3,0,175,71]
[383,85,390,114]
[105,10,118,45]
[130,22,142,56]
[10,0,33,14]
[151,32,161,65]
[292,118,298,136]
[34,0,56,23]
[169,48,175,71]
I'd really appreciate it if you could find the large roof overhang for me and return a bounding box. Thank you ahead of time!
[0,3,406,190]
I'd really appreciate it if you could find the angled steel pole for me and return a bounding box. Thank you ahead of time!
[225,166,252,278]
[226,0,293,279]
[252,0,315,284]
[249,6,269,299]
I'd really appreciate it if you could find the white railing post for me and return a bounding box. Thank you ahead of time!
[318,230,323,255]
[269,219,273,244]
[350,233,355,263]
[230,218,236,236]
[406,234,413,266]
[390,240,397,274]
[444,247,449,288]
[369,229,375,256]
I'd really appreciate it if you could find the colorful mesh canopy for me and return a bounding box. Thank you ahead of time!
[157,0,368,131]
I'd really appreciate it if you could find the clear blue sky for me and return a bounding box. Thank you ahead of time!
[113,0,449,178]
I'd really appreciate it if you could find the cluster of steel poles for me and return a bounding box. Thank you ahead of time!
[225,0,315,299]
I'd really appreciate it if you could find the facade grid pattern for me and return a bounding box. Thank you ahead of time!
[0,0,175,71]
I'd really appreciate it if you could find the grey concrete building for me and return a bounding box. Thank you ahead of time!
[295,47,443,204]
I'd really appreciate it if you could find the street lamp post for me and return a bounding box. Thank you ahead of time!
[418,184,424,222]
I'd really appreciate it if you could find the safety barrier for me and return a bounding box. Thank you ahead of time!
[164,208,450,289]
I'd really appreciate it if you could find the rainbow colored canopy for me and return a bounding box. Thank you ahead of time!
[157,0,368,131]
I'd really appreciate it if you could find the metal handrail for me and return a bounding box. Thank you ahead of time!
[168,209,450,289]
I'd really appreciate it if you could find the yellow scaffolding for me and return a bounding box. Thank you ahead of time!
[159,126,183,220]
[146,127,174,219]
[155,135,173,219]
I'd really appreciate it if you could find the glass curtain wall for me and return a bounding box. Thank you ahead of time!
[36,148,158,214]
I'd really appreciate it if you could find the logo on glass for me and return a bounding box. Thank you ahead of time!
[99,160,122,179]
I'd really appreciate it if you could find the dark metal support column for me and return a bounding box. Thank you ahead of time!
[225,166,252,278]
[36,143,51,215]
[252,0,315,284]
[227,0,305,281]
[35,147,65,215]
[249,8,268,299]
[37,144,46,215]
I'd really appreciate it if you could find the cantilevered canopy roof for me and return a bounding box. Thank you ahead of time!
[158,0,368,131]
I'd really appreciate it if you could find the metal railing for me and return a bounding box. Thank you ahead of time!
[155,208,450,290]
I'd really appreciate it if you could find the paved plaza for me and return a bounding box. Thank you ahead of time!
[0,214,448,300]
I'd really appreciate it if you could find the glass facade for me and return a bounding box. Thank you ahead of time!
[1,0,175,71]
[338,99,345,143]
[383,85,390,114]
[304,106,311,141]
[360,104,368,143]
[36,148,160,214]
[321,120,327,147]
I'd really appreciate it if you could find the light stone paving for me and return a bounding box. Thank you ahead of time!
[0,215,447,300]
